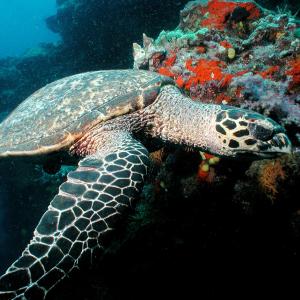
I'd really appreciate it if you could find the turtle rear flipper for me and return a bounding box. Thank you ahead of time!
[0,130,149,299]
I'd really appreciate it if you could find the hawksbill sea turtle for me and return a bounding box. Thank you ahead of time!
[0,69,292,299]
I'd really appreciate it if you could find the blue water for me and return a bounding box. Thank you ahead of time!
[0,0,59,58]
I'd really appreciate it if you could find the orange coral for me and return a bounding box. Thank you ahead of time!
[158,67,175,77]
[184,58,246,90]
[220,70,249,88]
[286,57,300,90]
[185,58,224,89]
[258,160,286,200]
[220,73,234,87]
[199,0,261,30]
[197,153,220,182]
[157,54,177,78]
[197,161,210,181]
[175,75,185,88]
[220,40,233,48]
[215,93,232,103]
[164,54,177,67]
[202,153,215,160]
[196,46,206,54]
[258,66,280,79]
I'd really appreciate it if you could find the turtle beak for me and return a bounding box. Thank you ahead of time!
[244,128,291,159]
[257,132,292,156]
[234,125,292,159]
[246,120,291,156]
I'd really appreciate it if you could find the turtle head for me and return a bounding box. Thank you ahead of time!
[213,106,292,158]
[143,85,291,159]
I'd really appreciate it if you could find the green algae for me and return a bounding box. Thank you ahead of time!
[155,28,209,45]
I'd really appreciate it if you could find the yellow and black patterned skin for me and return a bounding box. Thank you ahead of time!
[0,70,291,299]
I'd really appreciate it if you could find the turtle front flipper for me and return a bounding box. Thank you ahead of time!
[0,130,149,300]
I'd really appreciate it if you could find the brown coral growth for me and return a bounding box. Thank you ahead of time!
[258,159,286,200]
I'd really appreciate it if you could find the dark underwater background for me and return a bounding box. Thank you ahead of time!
[0,0,300,299]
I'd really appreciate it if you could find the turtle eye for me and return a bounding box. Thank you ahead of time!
[249,123,273,141]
